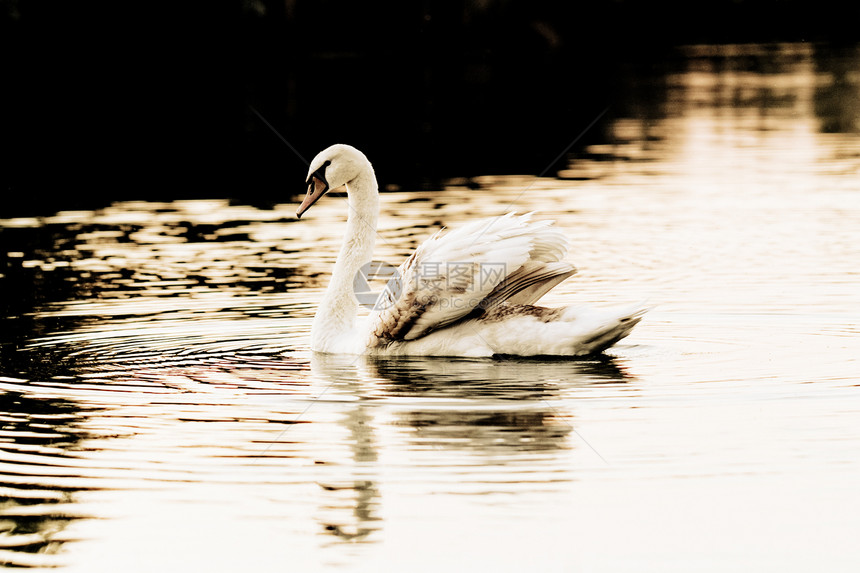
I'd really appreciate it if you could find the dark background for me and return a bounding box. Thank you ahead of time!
[2,0,859,216]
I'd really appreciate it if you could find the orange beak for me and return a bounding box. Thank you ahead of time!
[296,176,329,218]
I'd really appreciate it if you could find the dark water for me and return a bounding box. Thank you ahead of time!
[1,43,859,571]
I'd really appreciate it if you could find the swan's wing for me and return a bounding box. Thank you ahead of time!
[481,260,576,310]
[368,213,574,344]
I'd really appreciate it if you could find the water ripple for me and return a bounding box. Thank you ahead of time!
[1,42,859,571]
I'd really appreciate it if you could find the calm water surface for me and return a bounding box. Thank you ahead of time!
[1,43,859,571]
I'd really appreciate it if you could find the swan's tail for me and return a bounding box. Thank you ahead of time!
[574,305,649,355]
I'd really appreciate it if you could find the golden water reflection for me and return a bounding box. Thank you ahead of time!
[0,42,858,571]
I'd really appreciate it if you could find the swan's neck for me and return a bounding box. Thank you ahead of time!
[311,169,379,352]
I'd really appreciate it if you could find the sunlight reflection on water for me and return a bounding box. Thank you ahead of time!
[0,43,859,571]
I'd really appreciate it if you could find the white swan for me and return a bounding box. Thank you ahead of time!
[297,144,645,357]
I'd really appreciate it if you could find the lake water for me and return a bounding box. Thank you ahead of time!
[1,42,859,571]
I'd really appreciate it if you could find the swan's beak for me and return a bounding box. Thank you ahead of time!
[297,176,329,218]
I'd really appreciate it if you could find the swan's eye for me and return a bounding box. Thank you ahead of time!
[312,160,332,185]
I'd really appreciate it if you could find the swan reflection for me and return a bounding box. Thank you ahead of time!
[307,352,633,541]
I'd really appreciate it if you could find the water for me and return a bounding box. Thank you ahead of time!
[1,43,859,571]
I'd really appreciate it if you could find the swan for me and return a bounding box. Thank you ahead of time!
[296,144,645,357]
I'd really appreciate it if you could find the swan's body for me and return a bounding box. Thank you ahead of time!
[298,144,645,357]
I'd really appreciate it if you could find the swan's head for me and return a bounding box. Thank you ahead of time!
[297,144,371,218]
